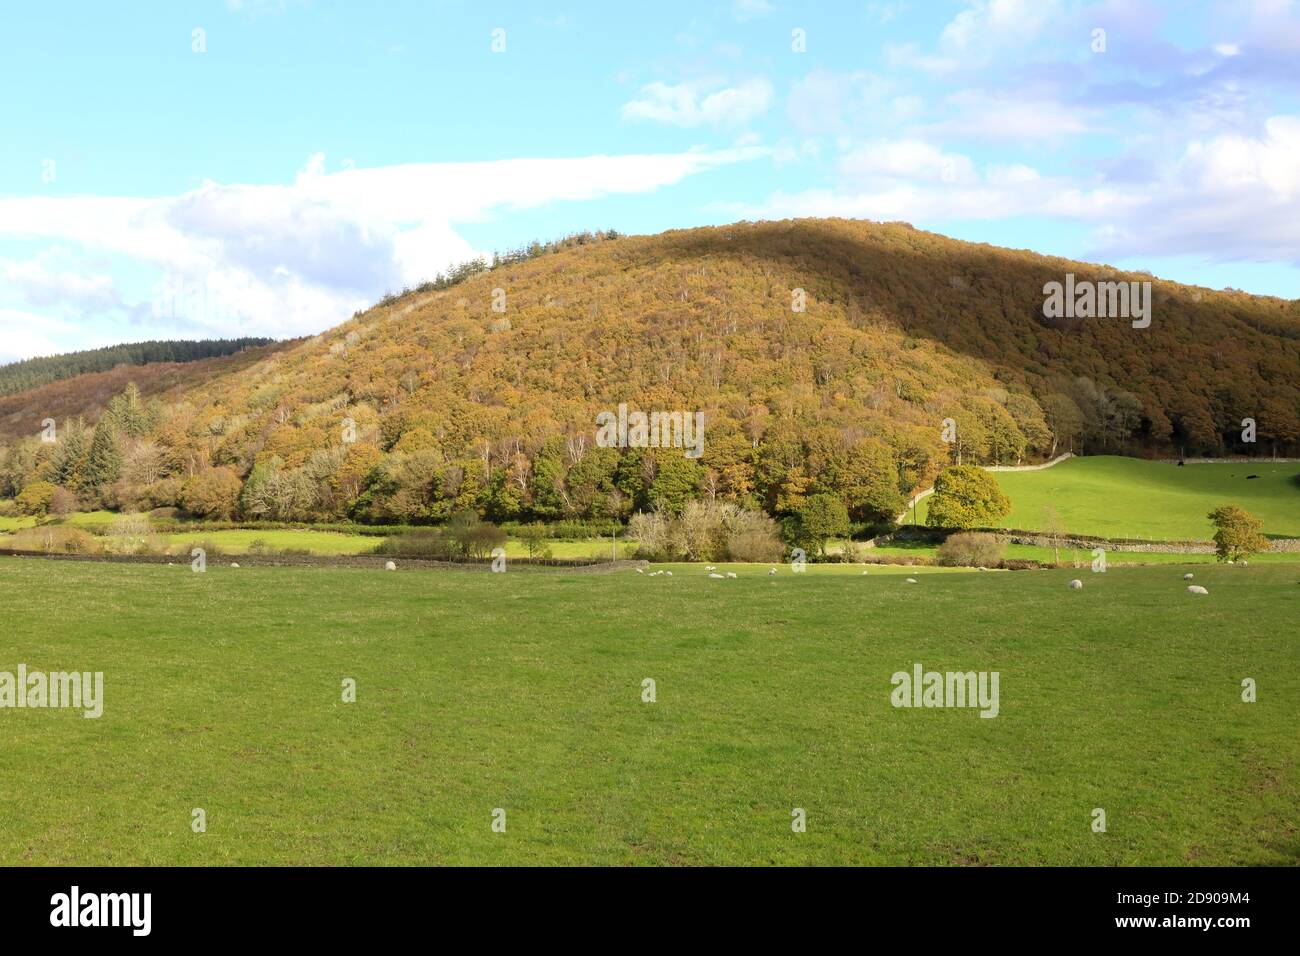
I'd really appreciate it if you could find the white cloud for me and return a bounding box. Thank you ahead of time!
[731,0,774,20]
[0,148,765,346]
[0,309,78,364]
[732,117,1300,264]
[621,79,774,128]
[922,90,1093,142]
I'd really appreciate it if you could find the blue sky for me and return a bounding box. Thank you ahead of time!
[2,0,1298,361]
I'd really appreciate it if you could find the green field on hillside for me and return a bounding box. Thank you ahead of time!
[916,457,1300,540]
[1,557,1294,866]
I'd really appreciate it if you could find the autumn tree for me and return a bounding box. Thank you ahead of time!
[926,466,1011,530]
[180,467,243,519]
[1207,505,1269,563]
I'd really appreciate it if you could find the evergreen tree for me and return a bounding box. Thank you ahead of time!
[83,424,124,490]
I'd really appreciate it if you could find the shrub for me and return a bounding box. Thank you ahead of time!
[105,512,153,555]
[629,510,673,560]
[515,523,553,559]
[179,467,243,519]
[15,481,58,516]
[48,486,80,516]
[936,531,1007,567]
[631,502,782,562]
[8,526,101,554]
[375,530,457,560]
[175,539,225,559]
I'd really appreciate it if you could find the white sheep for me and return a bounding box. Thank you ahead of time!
[385,561,397,571]
[726,571,738,579]
[905,577,918,584]
[665,571,672,576]
[861,570,869,575]
[1187,585,1209,595]
[1183,573,1193,580]
[706,565,717,571]
[1068,579,1083,589]
[708,572,725,579]
[230,562,240,568]
[636,567,644,574]
[768,568,777,575]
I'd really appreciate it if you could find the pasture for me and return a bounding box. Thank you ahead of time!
[1,557,1295,865]
[916,456,1300,540]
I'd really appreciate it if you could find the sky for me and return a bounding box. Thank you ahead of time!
[1,0,1298,363]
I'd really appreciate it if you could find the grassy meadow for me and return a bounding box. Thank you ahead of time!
[1,557,1295,866]
[916,456,1300,540]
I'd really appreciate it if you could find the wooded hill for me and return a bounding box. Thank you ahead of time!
[1,218,1297,526]
[0,338,274,397]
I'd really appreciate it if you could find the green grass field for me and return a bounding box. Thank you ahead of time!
[1,557,1295,865]
[915,456,1300,540]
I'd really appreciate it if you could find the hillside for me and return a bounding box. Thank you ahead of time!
[0,337,275,397]
[1,218,1298,526]
[0,339,294,443]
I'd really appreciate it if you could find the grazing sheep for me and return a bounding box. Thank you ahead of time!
[708,572,725,579]
[665,571,672,576]
[636,568,644,574]
[1068,579,1083,589]
[706,566,717,571]
[1187,585,1209,595]
[385,561,397,571]
[1239,560,1248,567]
[768,568,777,575]
[905,577,918,584]
[726,571,738,579]
[1183,573,1193,580]
[230,562,240,568]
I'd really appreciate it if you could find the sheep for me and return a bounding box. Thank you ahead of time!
[905,577,918,584]
[1183,573,1193,580]
[636,568,644,574]
[725,571,738,579]
[861,570,869,575]
[665,571,672,576]
[385,561,397,571]
[1187,585,1209,595]
[768,568,777,575]
[230,562,240,568]
[1068,579,1083,589]
[706,566,717,571]
[708,572,725,579]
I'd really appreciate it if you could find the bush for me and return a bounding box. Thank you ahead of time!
[936,531,1006,567]
[179,467,243,519]
[105,512,153,555]
[175,538,225,559]
[15,481,58,516]
[8,526,101,554]
[631,502,783,562]
[375,530,457,560]
[48,486,80,516]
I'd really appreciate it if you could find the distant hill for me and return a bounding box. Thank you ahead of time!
[0,338,276,397]
[0,219,1297,526]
